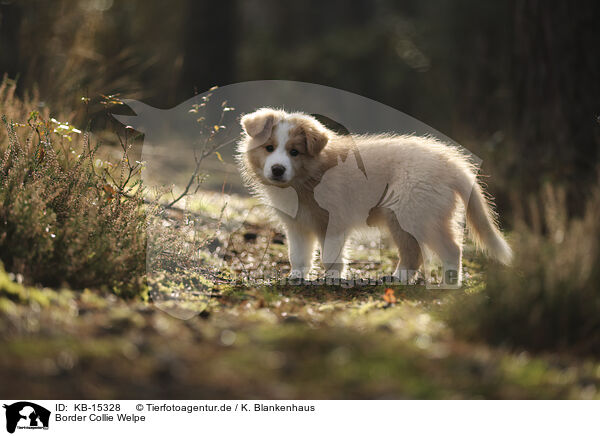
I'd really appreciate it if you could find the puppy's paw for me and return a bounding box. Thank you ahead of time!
[288,269,308,282]
[323,264,348,285]
[392,268,420,285]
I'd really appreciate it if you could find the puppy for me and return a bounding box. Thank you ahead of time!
[237,108,511,285]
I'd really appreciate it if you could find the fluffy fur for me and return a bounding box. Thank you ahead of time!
[237,108,511,285]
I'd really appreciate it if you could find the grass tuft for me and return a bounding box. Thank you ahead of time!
[0,78,147,297]
[448,182,600,354]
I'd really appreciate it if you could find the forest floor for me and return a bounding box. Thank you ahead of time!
[1,192,599,399]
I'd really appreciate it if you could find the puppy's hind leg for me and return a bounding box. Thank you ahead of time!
[286,227,316,280]
[384,210,423,284]
[427,223,463,287]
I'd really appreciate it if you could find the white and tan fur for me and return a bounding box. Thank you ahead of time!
[237,108,511,284]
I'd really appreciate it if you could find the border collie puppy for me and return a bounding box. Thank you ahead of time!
[237,108,511,285]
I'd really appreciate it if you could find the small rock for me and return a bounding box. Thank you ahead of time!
[282,315,303,324]
[206,238,222,252]
[272,233,286,245]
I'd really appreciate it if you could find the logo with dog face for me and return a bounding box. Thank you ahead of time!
[3,402,50,433]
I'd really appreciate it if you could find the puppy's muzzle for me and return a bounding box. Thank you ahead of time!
[270,164,286,181]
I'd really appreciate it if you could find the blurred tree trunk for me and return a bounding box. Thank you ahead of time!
[179,0,237,99]
[0,1,21,81]
[511,0,600,212]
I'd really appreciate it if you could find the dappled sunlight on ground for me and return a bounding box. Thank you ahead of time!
[1,192,599,399]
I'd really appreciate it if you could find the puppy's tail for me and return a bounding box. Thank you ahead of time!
[455,171,512,265]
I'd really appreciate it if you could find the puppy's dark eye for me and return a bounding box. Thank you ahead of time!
[265,145,274,152]
[289,149,299,157]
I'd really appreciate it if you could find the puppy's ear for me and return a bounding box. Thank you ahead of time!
[241,109,278,143]
[302,121,329,156]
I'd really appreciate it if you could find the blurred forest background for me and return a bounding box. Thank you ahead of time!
[2,0,600,399]
[1,0,599,217]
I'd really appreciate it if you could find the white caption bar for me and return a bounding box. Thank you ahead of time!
[1,400,596,435]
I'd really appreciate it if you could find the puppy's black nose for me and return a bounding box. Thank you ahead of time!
[271,164,286,178]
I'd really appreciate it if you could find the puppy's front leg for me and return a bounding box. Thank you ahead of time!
[319,228,347,279]
[286,228,316,280]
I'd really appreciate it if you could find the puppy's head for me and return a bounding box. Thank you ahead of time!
[240,108,330,186]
